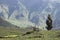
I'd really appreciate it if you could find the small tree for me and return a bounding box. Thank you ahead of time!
[46,14,53,30]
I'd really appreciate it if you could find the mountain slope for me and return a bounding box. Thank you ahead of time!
[0,17,17,28]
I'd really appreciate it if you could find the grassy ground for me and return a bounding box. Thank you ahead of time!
[0,27,60,40]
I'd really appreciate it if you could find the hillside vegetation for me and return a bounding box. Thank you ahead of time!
[0,27,60,40]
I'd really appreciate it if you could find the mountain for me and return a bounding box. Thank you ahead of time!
[0,0,60,30]
[0,0,35,29]
[0,17,18,29]
[27,0,60,30]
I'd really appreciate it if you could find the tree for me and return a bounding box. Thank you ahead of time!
[46,14,53,30]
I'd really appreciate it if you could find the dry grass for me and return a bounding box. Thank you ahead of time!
[0,27,60,40]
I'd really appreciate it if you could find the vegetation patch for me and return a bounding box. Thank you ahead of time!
[0,35,18,38]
